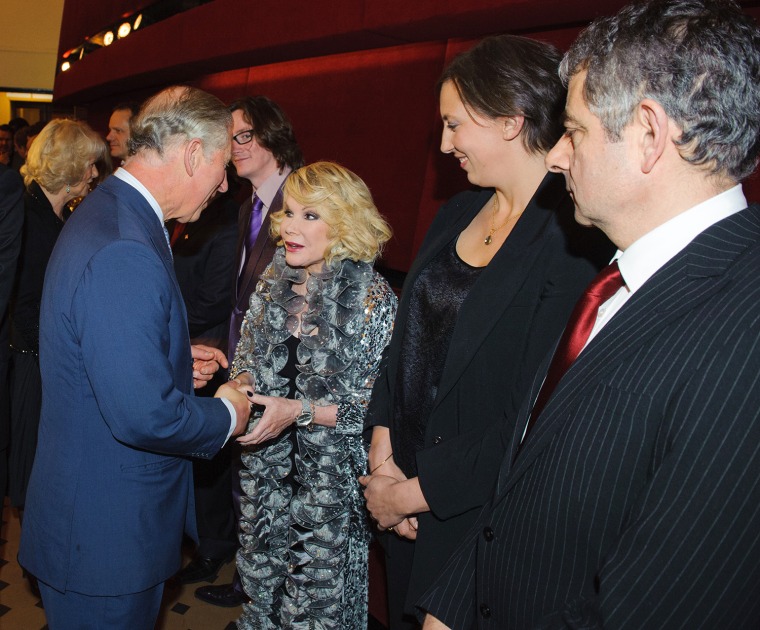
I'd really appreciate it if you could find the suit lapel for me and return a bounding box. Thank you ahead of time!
[235,188,282,308]
[383,189,490,392]
[499,207,760,493]
[433,173,566,410]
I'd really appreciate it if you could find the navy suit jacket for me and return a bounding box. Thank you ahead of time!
[19,175,231,596]
[420,203,760,629]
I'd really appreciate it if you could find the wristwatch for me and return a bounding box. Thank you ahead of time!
[295,398,315,427]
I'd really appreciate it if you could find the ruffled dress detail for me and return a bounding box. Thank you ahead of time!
[232,248,397,630]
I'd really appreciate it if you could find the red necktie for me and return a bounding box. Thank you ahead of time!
[169,222,186,247]
[526,262,624,435]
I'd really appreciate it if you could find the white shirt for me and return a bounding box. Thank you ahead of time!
[112,168,237,440]
[586,185,747,348]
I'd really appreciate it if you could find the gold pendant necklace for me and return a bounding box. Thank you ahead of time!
[484,195,520,245]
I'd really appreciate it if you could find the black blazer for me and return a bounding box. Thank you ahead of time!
[420,204,760,629]
[172,192,238,353]
[228,188,282,363]
[0,164,23,318]
[366,172,610,609]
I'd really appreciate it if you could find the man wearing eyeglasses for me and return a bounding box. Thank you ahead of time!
[182,95,305,608]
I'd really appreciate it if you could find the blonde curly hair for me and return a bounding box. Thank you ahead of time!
[21,119,106,194]
[270,161,392,266]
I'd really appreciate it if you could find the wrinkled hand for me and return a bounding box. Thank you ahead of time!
[191,344,228,388]
[358,474,406,529]
[236,393,300,446]
[215,382,254,436]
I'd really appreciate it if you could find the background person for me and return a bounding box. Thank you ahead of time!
[0,161,23,510]
[106,102,139,164]
[230,161,397,629]
[8,120,106,516]
[361,34,609,629]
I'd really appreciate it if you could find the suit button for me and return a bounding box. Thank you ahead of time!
[482,527,494,542]
[433,436,442,444]
[480,603,491,619]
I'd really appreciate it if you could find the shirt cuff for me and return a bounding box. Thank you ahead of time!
[220,397,237,445]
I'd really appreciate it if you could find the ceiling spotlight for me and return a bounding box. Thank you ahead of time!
[103,31,114,46]
[118,22,131,39]
[61,61,71,72]
[133,14,143,30]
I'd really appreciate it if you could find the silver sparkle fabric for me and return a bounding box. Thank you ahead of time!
[231,248,397,630]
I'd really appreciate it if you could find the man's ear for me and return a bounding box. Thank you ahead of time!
[184,138,203,177]
[637,99,669,174]
[502,115,525,142]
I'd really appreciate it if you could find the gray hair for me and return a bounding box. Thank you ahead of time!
[128,86,232,159]
[560,0,760,182]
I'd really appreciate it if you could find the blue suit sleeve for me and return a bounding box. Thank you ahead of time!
[73,239,229,457]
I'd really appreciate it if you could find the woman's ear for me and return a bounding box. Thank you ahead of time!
[502,116,525,142]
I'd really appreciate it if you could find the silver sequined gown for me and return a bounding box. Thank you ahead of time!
[231,248,397,630]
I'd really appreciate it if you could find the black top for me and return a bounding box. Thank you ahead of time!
[393,238,483,476]
[10,182,65,353]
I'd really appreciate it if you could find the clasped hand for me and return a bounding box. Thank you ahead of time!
[359,473,419,540]
[236,393,302,446]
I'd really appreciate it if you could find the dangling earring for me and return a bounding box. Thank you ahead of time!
[66,184,71,194]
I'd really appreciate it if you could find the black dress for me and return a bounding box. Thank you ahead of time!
[8,182,65,507]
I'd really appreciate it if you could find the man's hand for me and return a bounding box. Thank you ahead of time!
[191,344,228,388]
[215,382,252,436]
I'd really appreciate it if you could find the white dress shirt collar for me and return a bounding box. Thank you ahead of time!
[113,167,164,227]
[615,184,747,293]
[254,166,292,213]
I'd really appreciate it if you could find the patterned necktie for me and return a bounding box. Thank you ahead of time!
[239,194,264,289]
[525,262,624,435]
[162,225,173,260]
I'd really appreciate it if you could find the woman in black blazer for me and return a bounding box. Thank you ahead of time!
[361,35,610,628]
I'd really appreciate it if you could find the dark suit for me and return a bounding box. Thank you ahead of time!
[228,187,282,362]
[171,191,239,559]
[0,164,23,497]
[420,203,760,629]
[19,176,231,599]
[366,172,610,623]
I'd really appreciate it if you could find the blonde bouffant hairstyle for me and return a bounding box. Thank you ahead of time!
[270,161,392,266]
[22,119,106,194]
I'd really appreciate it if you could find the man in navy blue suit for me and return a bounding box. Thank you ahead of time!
[19,86,255,629]
[420,0,760,628]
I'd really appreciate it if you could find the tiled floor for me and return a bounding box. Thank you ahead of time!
[0,499,390,629]
[0,499,241,630]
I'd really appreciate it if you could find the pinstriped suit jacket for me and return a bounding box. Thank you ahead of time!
[420,203,760,629]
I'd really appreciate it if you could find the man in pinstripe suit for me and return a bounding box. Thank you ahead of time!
[418,1,760,628]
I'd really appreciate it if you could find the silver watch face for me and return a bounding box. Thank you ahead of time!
[295,413,313,427]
